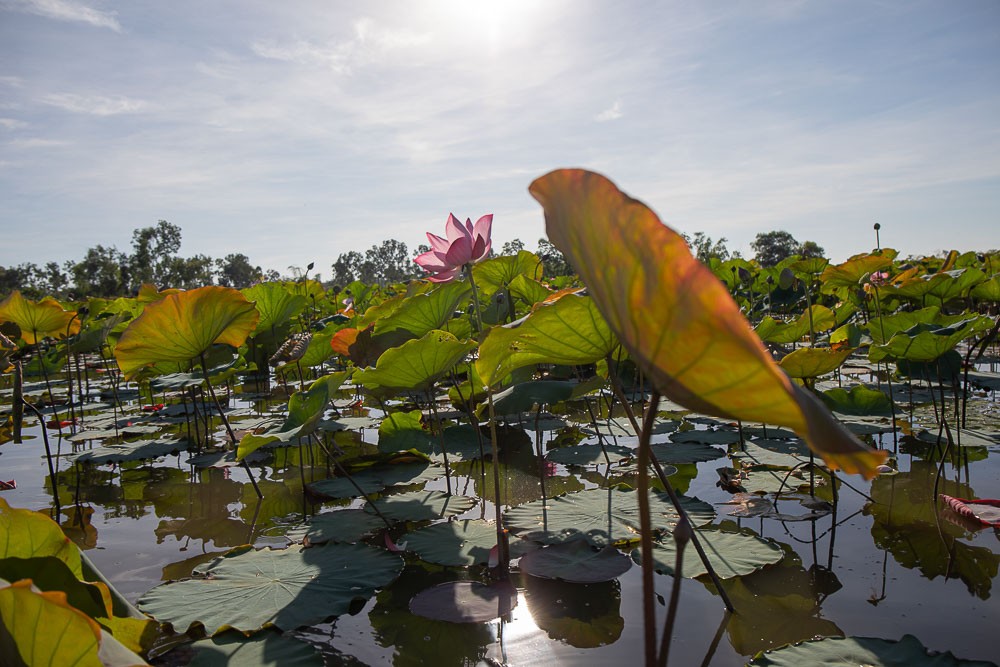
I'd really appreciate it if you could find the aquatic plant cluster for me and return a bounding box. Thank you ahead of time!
[0,169,998,666]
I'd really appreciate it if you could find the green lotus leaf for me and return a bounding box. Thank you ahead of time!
[307,461,444,500]
[114,286,259,379]
[779,347,854,379]
[970,274,1000,302]
[870,316,994,363]
[471,251,544,293]
[788,257,829,275]
[373,280,470,338]
[634,525,784,579]
[354,330,477,394]
[377,409,434,454]
[896,349,962,383]
[576,416,679,439]
[530,169,886,478]
[504,487,714,547]
[0,291,80,344]
[866,306,969,345]
[820,251,895,288]
[756,305,837,344]
[508,273,552,308]
[547,444,633,466]
[0,579,102,667]
[476,293,617,388]
[188,631,325,667]
[519,539,632,583]
[69,437,194,465]
[0,497,82,578]
[285,509,386,545]
[491,381,576,415]
[242,282,307,335]
[402,519,536,566]
[892,268,987,305]
[364,490,478,522]
[749,634,996,667]
[137,543,403,634]
[237,373,347,460]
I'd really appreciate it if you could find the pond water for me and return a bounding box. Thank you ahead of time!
[1,368,999,666]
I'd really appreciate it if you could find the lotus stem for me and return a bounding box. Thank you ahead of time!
[22,397,61,519]
[658,514,691,667]
[12,359,23,443]
[200,351,262,499]
[637,390,659,666]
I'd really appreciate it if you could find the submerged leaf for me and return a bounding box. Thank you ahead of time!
[530,169,885,478]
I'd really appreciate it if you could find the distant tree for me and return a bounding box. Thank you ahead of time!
[364,239,415,285]
[127,220,183,290]
[682,232,731,263]
[537,238,574,278]
[412,244,431,257]
[798,240,826,259]
[68,245,128,296]
[215,253,261,288]
[0,263,41,298]
[331,251,364,286]
[161,254,215,289]
[39,262,69,297]
[501,239,525,256]
[751,231,800,267]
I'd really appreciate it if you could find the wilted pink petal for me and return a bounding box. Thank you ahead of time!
[0,480,15,490]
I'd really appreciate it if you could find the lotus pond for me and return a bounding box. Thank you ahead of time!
[1,170,1000,666]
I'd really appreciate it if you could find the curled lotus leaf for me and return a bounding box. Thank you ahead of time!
[354,330,477,394]
[819,251,895,289]
[476,293,617,387]
[778,347,854,379]
[114,286,259,379]
[0,290,80,344]
[529,169,886,478]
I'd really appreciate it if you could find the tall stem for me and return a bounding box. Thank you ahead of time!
[637,391,660,666]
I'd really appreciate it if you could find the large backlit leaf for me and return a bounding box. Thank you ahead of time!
[354,330,477,394]
[242,282,307,335]
[0,291,80,344]
[114,286,259,379]
[530,169,886,477]
[755,306,836,344]
[476,293,617,387]
[137,543,403,634]
[472,251,544,293]
[372,280,469,338]
[820,251,895,289]
[869,317,995,363]
[778,347,854,379]
[0,579,102,667]
[0,497,82,577]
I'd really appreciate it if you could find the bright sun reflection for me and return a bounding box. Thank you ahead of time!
[490,591,559,663]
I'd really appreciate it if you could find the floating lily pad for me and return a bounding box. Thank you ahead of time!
[187,449,267,469]
[546,444,632,466]
[748,634,997,666]
[504,488,714,547]
[634,525,784,579]
[669,429,741,445]
[732,441,809,469]
[518,539,632,583]
[577,416,678,439]
[137,543,403,634]
[307,462,444,500]
[318,415,381,431]
[285,509,386,545]
[915,428,1000,448]
[365,490,477,522]
[650,441,726,464]
[402,519,536,566]
[409,580,518,623]
[188,630,325,667]
[69,438,194,464]
[741,426,797,440]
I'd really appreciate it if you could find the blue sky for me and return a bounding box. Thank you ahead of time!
[1,0,998,275]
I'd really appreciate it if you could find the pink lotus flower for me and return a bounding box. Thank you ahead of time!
[414,213,493,282]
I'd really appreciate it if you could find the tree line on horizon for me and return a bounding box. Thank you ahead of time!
[0,220,823,300]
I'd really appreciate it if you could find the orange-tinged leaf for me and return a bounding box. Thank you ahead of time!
[114,286,259,379]
[529,169,886,478]
[331,327,360,356]
[820,251,896,288]
[0,579,103,667]
[0,291,80,344]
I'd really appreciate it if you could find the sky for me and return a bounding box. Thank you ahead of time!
[1,0,999,276]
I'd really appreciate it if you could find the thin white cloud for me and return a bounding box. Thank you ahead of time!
[40,93,146,115]
[0,118,27,129]
[595,100,623,122]
[0,0,121,31]
[8,137,69,148]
